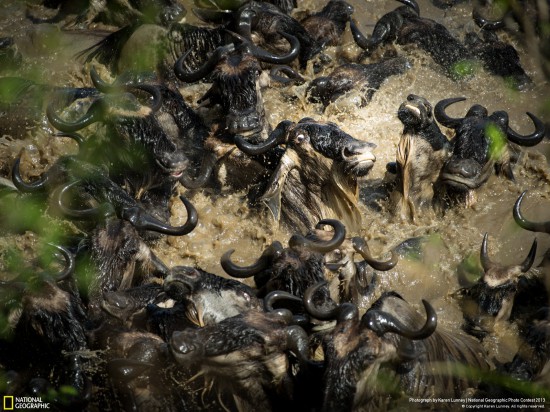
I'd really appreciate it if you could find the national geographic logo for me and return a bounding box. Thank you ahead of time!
[2,396,50,410]
[3,396,14,410]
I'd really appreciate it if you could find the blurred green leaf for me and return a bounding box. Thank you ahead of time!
[486,122,507,161]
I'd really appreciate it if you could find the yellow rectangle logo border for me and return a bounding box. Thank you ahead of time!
[3,395,14,410]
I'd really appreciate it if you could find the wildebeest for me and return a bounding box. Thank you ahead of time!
[435,97,545,206]
[454,233,545,338]
[351,0,532,87]
[388,94,451,222]
[174,28,298,139]
[350,0,469,74]
[235,118,376,232]
[504,307,550,381]
[0,245,90,407]
[28,0,186,27]
[305,283,491,411]
[170,309,311,412]
[163,265,262,326]
[299,0,355,49]
[221,219,346,300]
[307,56,411,108]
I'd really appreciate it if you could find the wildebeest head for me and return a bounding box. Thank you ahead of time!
[300,0,355,47]
[307,57,410,108]
[175,27,299,139]
[221,219,346,299]
[235,119,376,231]
[100,282,167,326]
[163,265,262,326]
[435,98,545,200]
[465,30,532,90]
[456,233,542,338]
[1,244,88,357]
[53,159,198,237]
[46,69,190,183]
[304,284,437,410]
[306,283,490,409]
[170,309,310,411]
[391,94,451,222]
[505,307,550,381]
[0,245,91,407]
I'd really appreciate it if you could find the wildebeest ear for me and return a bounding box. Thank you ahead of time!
[259,151,298,223]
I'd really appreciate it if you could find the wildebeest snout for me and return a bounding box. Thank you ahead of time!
[341,140,377,176]
[397,94,433,129]
[155,150,189,178]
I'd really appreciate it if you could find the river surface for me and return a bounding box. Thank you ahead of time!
[1,0,549,406]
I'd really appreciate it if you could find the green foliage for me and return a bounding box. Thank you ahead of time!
[450,60,477,80]
[0,77,35,106]
[485,122,507,161]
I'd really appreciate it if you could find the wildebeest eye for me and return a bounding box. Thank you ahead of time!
[295,133,307,144]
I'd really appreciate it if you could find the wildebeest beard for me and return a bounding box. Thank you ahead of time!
[262,147,362,233]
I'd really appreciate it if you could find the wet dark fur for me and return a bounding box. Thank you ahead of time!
[307,57,410,107]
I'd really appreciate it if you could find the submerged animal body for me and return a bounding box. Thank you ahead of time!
[389,94,451,221]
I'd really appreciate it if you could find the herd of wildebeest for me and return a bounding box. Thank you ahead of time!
[0,0,549,410]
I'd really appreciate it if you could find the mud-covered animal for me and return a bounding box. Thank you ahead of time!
[299,0,354,49]
[434,97,545,206]
[0,245,90,407]
[454,233,546,339]
[221,219,346,301]
[305,284,491,410]
[388,94,451,221]
[163,265,262,326]
[235,118,376,232]
[307,56,410,108]
[170,309,311,411]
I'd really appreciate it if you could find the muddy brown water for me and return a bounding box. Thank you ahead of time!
[1,0,550,406]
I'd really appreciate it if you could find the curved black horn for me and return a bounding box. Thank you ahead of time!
[47,98,103,133]
[55,181,116,221]
[362,299,437,340]
[12,158,49,193]
[228,30,300,65]
[397,0,420,15]
[90,66,119,93]
[520,238,537,273]
[264,290,302,311]
[53,132,85,148]
[91,66,163,112]
[269,65,305,85]
[48,243,75,282]
[122,196,197,236]
[289,219,346,253]
[179,153,217,189]
[350,18,374,51]
[303,281,357,322]
[506,112,546,147]
[473,5,507,30]
[234,120,291,155]
[352,237,398,271]
[174,44,235,83]
[236,7,255,39]
[513,191,550,233]
[480,233,495,272]
[434,97,467,129]
[221,241,283,278]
